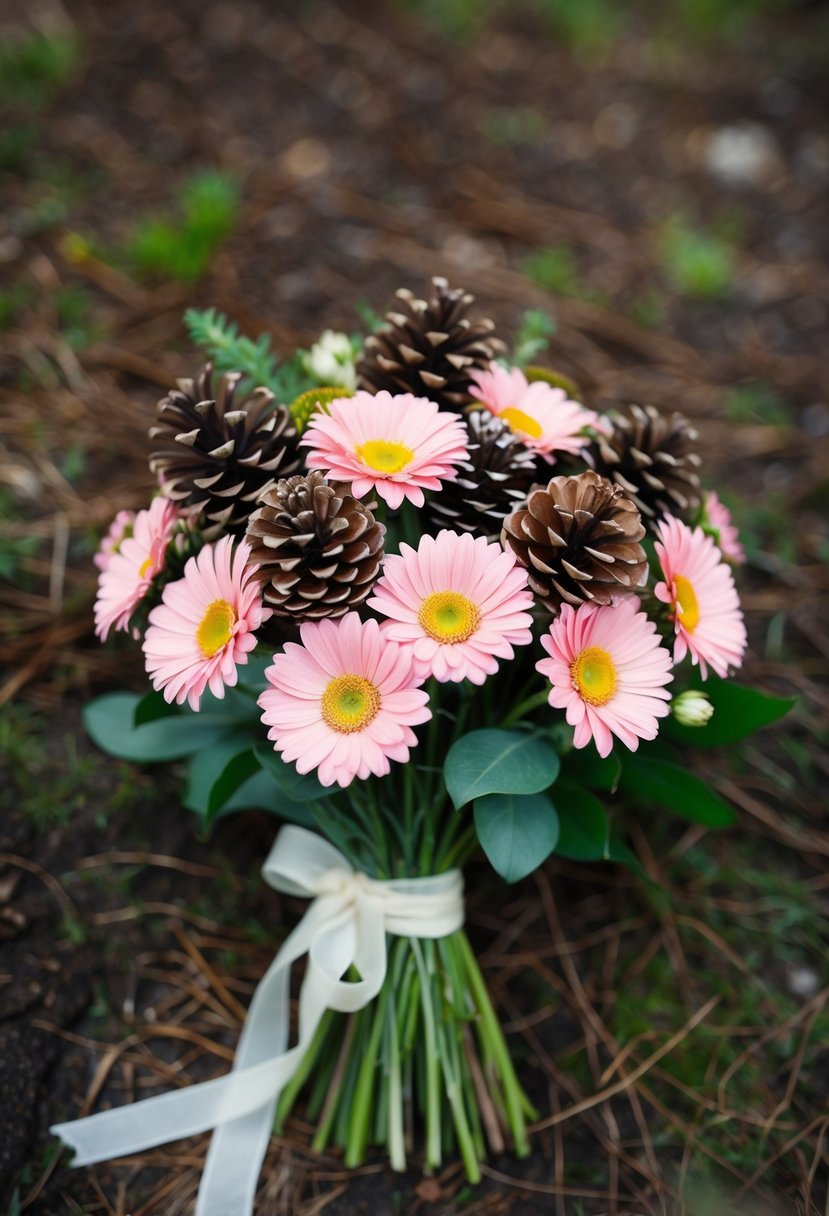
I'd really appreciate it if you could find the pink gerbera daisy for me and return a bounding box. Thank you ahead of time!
[537,598,673,758]
[654,516,747,679]
[702,491,746,564]
[300,390,468,509]
[469,363,598,460]
[368,530,534,685]
[143,537,269,711]
[93,509,136,572]
[258,614,431,788]
[94,497,180,640]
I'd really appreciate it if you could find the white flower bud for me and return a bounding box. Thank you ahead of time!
[302,330,357,391]
[672,689,714,727]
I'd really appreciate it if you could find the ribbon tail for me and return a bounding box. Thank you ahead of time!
[195,949,293,1216]
[50,1061,281,1166]
[196,1102,276,1216]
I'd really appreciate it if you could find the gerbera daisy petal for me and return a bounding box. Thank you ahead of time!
[537,599,673,756]
[258,614,430,789]
[654,516,747,679]
[369,530,534,685]
[143,537,269,711]
[469,363,598,459]
[301,390,468,509]
[94,498,181,641]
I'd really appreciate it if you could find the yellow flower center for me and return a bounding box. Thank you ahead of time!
[321,674,381,733]
[673,574,700,633]
[139,556,154,579]
[418,591,480,644]
[499,406,543,440]
[571,645,618,706]
[355,438,414,474]
[196,599,236,658]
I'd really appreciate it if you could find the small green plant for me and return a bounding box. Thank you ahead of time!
[511,308,556,366]
[0,491,42,582]
[627,290,666,330]
[0,278,35,328]
[0,30,81,112]
[676,0,786,38]
[393,0,493,39]
[522,245,582,298]
[0,121,40,174]
[537,0,622,54]
[126,169,239,282]
[54,283,100,351]
[479,107,545,147]
[659,216,736,300]
[724,382,792,429]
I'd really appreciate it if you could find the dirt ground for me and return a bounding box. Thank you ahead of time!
[1,0,829,1213]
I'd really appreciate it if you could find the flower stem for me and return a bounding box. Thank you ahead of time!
[274,1006,335,1132]
[411,938,442,1169]
[455,930,534,1156]
[500,689,551,729]
[311,1011,358,1152]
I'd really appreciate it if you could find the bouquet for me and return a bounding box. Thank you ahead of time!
[52,279,792,1215]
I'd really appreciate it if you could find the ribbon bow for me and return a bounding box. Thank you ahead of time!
[52,825,464,1216]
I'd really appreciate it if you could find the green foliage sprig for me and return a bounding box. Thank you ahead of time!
[184,307,311,402]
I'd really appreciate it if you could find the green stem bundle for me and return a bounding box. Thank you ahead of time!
[274,928,534,1178]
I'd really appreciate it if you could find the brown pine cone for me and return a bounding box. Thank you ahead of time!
[356,277,504,409]
[149,364,300,536]
[426,411,537,538]
[501,470,648,610]
[587,403,702,525]
[246,472,385,620]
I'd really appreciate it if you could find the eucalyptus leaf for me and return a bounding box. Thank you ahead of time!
[254,744,335,802]
[620,755,736,828]
[133,690,180,726]
[473,791,559,884]
[183,736,256,817]
[553,781,646,876]
[185,744,315,827]
[444,729,560,809]
[83,693,239,762]
[665,677,794,747]
[208,749,262,815]
[219,772,315,826]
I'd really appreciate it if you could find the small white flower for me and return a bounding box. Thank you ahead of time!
[672,689,714,728]
[302,330,357,390]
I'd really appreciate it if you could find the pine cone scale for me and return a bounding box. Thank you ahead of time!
[150,363,300,536]
[502,470,648,612]
[587,404,701,526]
[357,278,504,410]
[246,472,385,620]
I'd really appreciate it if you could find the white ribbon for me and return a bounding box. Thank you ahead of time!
[51,825,464,1216]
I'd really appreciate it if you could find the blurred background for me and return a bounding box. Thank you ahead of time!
[1,0,829,1213]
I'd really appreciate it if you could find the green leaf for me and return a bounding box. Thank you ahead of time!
[473,792,559,883]
[665,677,795,747]
[183,736,255,818]
[225,774,314,826]
[553,781,645,876]
[185,744,315,827]
[559,746,621,793]
[444,729,560,809]
[619,755,736,828]
[83,693,239,762]
[253,744,335,802]
[133,690,180,726]
[207,749,262,815]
